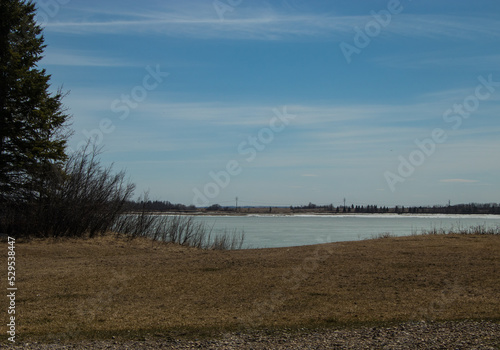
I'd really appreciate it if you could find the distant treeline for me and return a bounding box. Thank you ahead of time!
[125,200,198,212]
[290,202,500,214]
[124,200,500,215]
[125,202,238,213]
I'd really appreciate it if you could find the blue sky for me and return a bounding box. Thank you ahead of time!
[36,0,500,207]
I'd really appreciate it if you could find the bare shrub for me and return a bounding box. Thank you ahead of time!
[372,232,395,239]
[0,142,244,249]
[0,144,135,238]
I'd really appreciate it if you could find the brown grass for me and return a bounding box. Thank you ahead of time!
[2,233,500,342]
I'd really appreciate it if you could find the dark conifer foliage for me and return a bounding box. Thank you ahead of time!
[0,0,70,202]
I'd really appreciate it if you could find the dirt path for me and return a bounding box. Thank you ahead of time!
[4,321,500,349]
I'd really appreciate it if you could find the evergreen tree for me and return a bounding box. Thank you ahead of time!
[0,0,70,203]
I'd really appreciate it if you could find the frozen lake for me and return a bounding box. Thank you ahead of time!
[189,214,500,248]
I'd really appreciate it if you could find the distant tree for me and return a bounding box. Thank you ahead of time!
[0,0,70,203]
[206,204,222,212]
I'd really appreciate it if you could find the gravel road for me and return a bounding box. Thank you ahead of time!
[2,321,499,349]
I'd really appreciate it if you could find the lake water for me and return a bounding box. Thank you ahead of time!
[190,214,500,249]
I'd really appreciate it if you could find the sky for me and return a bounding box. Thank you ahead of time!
[35,0,500,208]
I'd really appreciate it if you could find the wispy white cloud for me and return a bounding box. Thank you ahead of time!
[42,3,500,42]
[439,179,479,183]
[372,53,500,71]
[41,49,137,67]
[104,102,384,129]
[43,15,348,40]
[385,15,500,40]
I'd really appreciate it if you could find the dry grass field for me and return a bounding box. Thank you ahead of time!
[2,233,500,343]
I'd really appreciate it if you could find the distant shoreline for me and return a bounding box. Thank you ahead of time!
[126,210,500,217]
[125,202,500,216]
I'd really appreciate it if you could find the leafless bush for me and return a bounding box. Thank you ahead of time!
[0,144,135,238]
[371,232,395,239]
[0,142,244,249]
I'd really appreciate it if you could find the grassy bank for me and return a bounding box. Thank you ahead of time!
[2,234,500,343]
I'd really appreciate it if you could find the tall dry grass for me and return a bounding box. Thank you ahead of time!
[414,224,500,236]
[113,213,245,250]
